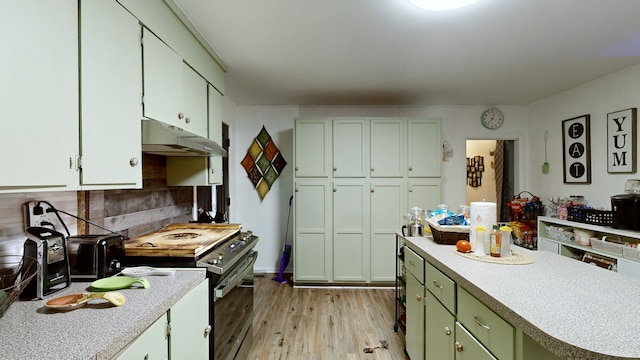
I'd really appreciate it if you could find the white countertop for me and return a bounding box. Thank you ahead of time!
[404,235,640,360]
[0,269,206,360]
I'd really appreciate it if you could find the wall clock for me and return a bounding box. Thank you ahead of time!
[481,108,504,130]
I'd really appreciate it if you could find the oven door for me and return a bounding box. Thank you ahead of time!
[212,250,257,360]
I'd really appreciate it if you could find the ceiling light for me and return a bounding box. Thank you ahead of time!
[408,0,478,11]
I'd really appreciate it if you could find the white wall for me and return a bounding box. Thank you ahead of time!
[528,64,640,209]
[225,102,529,273]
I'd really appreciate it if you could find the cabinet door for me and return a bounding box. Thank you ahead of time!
[406,272,425,360]
[169,279,210,359]
[294,118,331,177]
[294,179,332,282]
[115,314,168,360]
[208,84,223,185]
[425,291,455,360]
[370,180,404,282]
[0,0,79,192]
[142,27,183,127]
[333,180,369,282]
[408,179,442,212]
[80,0,142,188]
[407,119,442,177]
[454,322,497,360]
[182,64,208,137]
[332,119,367,178]
[370,119,404,178]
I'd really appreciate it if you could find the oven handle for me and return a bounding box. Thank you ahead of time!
[214,251,257,300]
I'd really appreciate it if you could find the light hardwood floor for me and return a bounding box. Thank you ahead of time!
[236,273,408,360]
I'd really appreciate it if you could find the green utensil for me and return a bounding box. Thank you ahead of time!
[91,276,151,291]
[542,130,550,174]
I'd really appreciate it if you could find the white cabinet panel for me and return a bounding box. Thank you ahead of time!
[332,119,367,178]
[80,0,142,188]
[333,181,369,281]
[115,314,168,360]
[0,0,78,192]
[182,64,208,137]
[406,271,425,360]
[169,279,210,359]
[370,119,404,178]
[408,118,442,178]
[294,179,332,282]
[294,118,331,178]
[371,181,404,282]
[408,179,442,212]
[142,27,183,126]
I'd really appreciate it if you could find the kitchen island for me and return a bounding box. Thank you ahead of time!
[0,269,206,360]
[404,235,640,360]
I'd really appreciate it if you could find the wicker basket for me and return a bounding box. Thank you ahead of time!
[1,255,39,319]
[426,219,470,245]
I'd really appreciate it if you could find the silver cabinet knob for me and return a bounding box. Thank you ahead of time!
[444,326,451,336]
[371,166,375,171]
[185,117,191,124]
[333,188,337,192]
[129,157,139,167]
[295,166,299,171]
[455,342,463,352]
[204,325,212,338]
[333,167,337,171]
[409,188,413,192]
[408,166,413,171]
[370,188,375,193]
[178,112,185,120]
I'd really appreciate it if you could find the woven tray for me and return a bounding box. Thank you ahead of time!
[454,250,534,265]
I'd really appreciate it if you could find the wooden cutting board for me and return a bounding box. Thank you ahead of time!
[124,223,242,258]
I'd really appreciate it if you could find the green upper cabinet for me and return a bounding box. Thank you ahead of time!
[79,0,142,189]
[332,118,368,178]
[370,119,405,178]
[294,118,332,178]
[408,119,442,178]
[0,0,79,192]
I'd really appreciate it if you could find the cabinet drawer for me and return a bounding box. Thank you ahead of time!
[404,247,424,283]
[457,287,514,360]
[425,262,456,314]
[454,322,497,360]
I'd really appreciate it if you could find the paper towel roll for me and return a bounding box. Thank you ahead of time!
[469,202,497,254]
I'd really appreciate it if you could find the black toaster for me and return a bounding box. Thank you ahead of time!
[66,234,125,281]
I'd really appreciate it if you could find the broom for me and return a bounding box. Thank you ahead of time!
[272,195,293,284]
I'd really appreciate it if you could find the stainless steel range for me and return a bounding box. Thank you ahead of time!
[124,224,258,360]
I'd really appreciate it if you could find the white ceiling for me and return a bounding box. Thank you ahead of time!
[174,0,640,106]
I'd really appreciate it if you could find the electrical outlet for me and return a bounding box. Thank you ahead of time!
[23,201,55,230]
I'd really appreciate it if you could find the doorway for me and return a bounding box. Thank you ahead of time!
[466,139,516,221]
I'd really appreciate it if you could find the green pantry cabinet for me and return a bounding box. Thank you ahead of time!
[115,279,210,359]
[401,239,560,360]
[293,118,442,284]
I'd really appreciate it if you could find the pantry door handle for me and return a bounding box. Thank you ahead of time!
[474,316,491,330]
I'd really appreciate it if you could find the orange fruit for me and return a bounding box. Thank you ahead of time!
[456,240,471,253]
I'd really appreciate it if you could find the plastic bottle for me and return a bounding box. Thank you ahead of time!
[490,225,501,257]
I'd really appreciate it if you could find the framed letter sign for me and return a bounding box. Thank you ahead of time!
[607,108,637,174]
[562,115,591,184]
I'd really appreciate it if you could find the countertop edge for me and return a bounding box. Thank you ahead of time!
[403,234,638,360]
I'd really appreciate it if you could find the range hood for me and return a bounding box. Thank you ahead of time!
[141,119,226,157]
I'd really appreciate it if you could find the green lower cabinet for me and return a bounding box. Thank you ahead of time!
[425,291,455,360]
[454,322,497,360]
[457,287,514,360]
[115,314,168,360]
[405,271,425,360]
